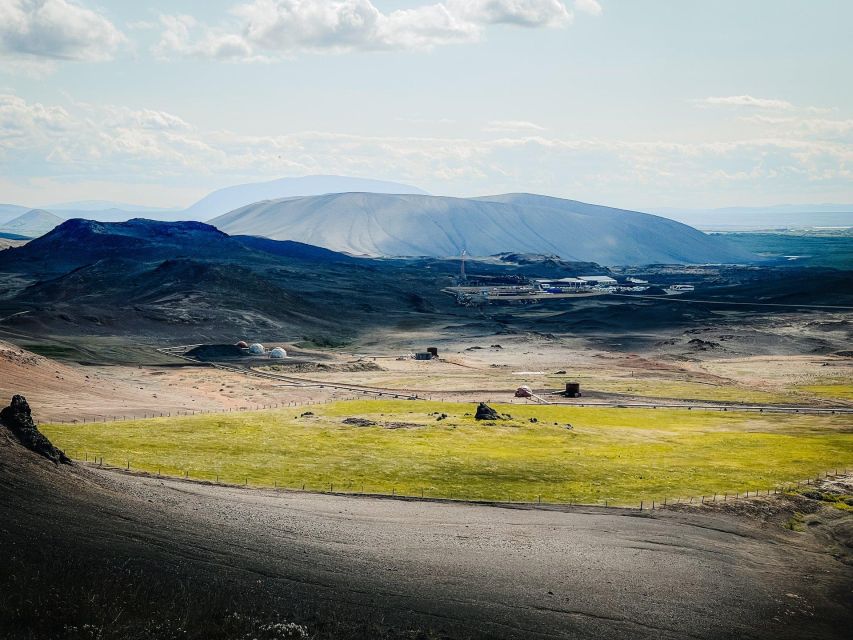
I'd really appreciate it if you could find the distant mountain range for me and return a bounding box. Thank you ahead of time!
[0,175,429,235]
[211,192,754,265]
[654,204,853,230]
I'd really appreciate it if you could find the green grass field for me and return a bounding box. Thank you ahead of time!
[42,400,853,506]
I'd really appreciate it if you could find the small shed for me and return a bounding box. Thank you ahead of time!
[269,347,287,359]
[415,352,433,361]
[248,343,265,355]
[565,382,582,398]
[427,347,439,357]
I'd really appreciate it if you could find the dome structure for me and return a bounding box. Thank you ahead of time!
[235,341,248,349]
[248,343,265,355]
[269,347,287,359]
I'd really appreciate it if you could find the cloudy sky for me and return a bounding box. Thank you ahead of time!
[1,0,851,209]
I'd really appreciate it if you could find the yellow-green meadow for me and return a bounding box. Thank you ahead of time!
[43,400,853,506]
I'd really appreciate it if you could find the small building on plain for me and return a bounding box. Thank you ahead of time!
[269,347,287,359]
[248,343,265,355]
[415,352,433,361]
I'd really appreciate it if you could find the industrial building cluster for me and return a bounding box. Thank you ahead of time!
[444,273,694,305]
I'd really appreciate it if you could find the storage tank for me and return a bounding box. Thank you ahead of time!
[248,343,265,355]
[269,347,287,359]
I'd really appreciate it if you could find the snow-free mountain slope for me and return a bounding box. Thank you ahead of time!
[184,175,429,220]
[0,209,64,238]
[211,192,755,264]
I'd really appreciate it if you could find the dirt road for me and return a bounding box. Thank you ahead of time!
[2,435,850,639]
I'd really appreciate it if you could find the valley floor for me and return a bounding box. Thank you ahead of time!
[2,435,851,640]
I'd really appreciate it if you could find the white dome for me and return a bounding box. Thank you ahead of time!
[248,343,265,355]
[269,347,287,359]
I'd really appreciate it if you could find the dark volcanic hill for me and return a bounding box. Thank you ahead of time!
[210,192,756,265]
[0,219,250,276]
[232,235,359,263]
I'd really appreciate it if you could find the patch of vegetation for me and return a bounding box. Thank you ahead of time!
[21,343,84,360]
[798,384,853,402]
[789,486,853,511]
[582,378,792,404]
[295,335,351,349]
[43,400,853,506]
[784,512,806,532]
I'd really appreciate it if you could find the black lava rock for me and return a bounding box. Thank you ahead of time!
[0,395,71,464]
[474,402,500,421]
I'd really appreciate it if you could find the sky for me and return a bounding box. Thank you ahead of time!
[0,0,851,210]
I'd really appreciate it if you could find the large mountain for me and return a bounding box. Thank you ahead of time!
[0,209,64,238]
[183,175,428,220]
[0,204,30,225]
[211,192,755,264]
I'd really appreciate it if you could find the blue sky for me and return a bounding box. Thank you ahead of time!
[1,0,851,209]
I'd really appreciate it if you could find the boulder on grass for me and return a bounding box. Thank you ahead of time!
[0,395,71,464]
[474,402,500,421]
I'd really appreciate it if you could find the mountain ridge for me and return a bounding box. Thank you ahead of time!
[211,192,755,265]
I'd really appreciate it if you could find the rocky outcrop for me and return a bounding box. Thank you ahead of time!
[474,403,500,421]
[0,395,71,464]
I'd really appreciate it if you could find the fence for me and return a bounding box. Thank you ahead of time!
[61,452,851,512]
[38,391,853,426]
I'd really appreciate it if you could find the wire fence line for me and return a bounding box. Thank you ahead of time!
[63,453,851,511]
[37,391,853,426]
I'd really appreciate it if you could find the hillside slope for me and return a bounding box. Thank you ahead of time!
[211,192,755,264]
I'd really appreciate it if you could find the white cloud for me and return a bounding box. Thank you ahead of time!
[450,0,572,27]
[573,0,602,17]
[0,0,124,62]
[2,92,851,208]
[694,95,795,110]
[484,120,546,132]
[154,0,575,60]
[153,14,265,62]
